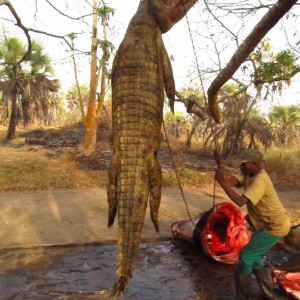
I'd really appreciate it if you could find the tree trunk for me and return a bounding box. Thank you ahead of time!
[6,94,18,140]
[83,0,99,156]
[186,117,200,148]
[0,94,9,125]
[71,37,86,125]
[22,96,30,128]
[96,13,109,120]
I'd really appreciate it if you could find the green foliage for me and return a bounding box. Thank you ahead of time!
[65,83,89,121]
[68,33,76,40]
[97,6,115,18]
[0,36,24,79]
[0,37,54,79]
[27,40,54,75]
[251,41,300,82]
[269,105,300,126]
[164,110,185,122]
[179,87,203,98]
[52,91,66,116]
[0,36,24,64]
[0,36,61,131]
[97,39,114,52]
[67,83,89,98]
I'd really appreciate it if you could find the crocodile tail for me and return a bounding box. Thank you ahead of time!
[97,281,124,300]
[112,276,127,298]
[116,171,149,275]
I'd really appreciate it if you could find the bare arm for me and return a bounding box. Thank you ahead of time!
[215,168,248,207]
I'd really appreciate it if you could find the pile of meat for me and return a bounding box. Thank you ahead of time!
[171,202,300,299]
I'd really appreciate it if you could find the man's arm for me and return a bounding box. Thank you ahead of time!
[215,168,248,207]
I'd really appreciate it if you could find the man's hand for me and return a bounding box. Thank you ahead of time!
[215,168,228,186]
[214,150,229,187]
[215,168,239,188]
[215,167,248,207]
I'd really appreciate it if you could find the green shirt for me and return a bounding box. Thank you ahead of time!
[235,170,290,237]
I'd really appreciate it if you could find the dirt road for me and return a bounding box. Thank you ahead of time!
[0,187,299,249]
[0,187,219,249]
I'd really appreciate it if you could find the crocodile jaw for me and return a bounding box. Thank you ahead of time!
[150,0,198,33]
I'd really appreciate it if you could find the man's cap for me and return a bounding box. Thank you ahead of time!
[238,149,265,163]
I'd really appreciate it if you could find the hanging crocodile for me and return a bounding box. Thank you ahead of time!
[106,0,198,297]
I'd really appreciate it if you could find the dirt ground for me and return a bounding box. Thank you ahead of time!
[0,186,225,248]
[1,239,295,300]
[1,125,299,249]
[0,186,299,300]
[0,124,299,299]
[0,186,299,249]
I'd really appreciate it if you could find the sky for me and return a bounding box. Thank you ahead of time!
[1,1,141,88]
[1,0,299,111]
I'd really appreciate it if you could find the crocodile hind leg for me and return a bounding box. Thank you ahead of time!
[107,154,119,227]
[147,152,162,233]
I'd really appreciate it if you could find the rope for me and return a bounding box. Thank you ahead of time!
[185,14,206,103]
[185,14,220,209]
[160,8,222,233]
[162,119,199,229]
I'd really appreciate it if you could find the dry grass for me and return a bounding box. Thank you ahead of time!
[0,142,212,192]
[0,126,299,192]
[0,125,213,192]
[0,145,107,192]
[264,146,300,172]
[162,168,213,188]
[263,146,300,190]
[0,131,6,141]
[162,135,204,153]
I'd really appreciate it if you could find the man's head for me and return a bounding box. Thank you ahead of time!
[238,149,264,176]
[239,149,265,164]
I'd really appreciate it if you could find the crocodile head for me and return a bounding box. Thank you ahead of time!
[150,0,198,33]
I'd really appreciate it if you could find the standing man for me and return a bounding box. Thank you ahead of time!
[215,149,291,300]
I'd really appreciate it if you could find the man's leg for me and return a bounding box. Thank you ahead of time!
[238,230,282,275]
[236,230,282,299]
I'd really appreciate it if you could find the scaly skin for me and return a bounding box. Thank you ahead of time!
[107,0,197,297]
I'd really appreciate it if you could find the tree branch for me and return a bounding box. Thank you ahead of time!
[253,70,300,86]
[204,0,239,47]
[207,0,298,124]
[0,0,32,64]
[44,0,92,21]
[217,84,249,104]
[175,90,207,120]
[27,28,74,49]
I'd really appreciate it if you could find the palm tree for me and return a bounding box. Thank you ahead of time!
[211,84,272,157]
[0,36,60,139]
[243,113,273,150]
[269,105,300,145]
[217,85,255,157]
